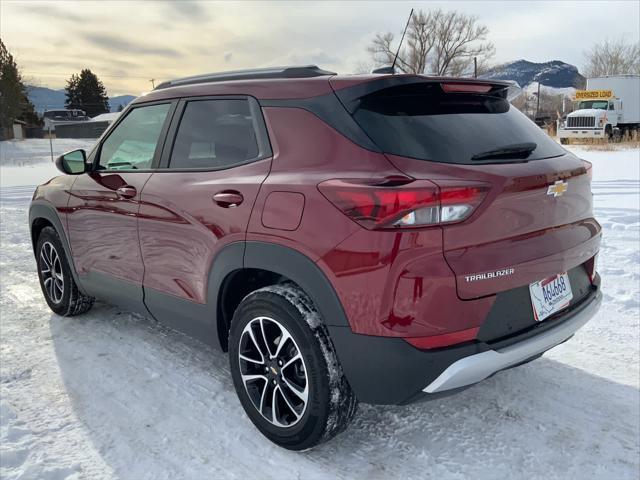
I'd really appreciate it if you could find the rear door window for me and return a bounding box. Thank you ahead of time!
[169,99,260,170]
[351,83,565,164]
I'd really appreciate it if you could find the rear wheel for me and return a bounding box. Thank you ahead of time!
[36,226,94,316]
[228,283,357,450]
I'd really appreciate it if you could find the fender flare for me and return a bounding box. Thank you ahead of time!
[242,241,350,328]
[29,201,86,293]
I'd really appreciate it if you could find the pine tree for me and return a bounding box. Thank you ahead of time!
[0,38,40,129]
[64,69,110,117]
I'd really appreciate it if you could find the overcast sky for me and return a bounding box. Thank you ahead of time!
[2,0,639,95]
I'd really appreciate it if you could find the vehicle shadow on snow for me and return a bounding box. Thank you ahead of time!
[48,303,639,479]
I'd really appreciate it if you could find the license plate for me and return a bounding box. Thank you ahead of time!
[529,272,573,322]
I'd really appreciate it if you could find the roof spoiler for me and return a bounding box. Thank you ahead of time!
[333,76,515,113]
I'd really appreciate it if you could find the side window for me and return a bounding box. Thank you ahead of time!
[98,103,170,170]
[170,99,259,169]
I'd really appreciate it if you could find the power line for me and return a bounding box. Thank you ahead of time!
[24,71,152,79]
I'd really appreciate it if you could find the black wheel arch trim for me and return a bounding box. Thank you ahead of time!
[242,241,350,328]
[29,201,86,294]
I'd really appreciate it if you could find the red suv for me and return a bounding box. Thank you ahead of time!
[30,66,602,450]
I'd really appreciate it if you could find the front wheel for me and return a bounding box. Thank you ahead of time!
[228,283,358,450]
[36,226,94,316]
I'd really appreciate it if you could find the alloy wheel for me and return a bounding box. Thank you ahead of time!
[238,316,309,428]
[40,241,64,304]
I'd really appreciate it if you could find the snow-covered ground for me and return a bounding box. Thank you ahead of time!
[1,139,639,480]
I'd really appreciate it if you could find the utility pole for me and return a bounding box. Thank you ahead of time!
[49,127,54,162]
[149,78,155,89]
[474,57,477,78]
[535,81,541,120]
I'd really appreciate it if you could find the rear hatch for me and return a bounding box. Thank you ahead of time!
[332,76,600,299]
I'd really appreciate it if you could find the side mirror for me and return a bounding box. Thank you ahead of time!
[55,149,88,175]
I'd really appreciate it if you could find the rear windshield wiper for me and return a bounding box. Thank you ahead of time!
[471,142,537,162]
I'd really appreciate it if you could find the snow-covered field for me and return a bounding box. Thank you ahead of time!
[1,139,639,480]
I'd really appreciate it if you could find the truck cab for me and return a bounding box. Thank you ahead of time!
[559,95,620,143]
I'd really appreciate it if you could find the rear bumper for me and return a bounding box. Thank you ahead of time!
[423,288,601,393]
[329,283,601,405]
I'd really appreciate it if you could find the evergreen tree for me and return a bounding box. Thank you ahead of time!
[65,69,110,117]
[0,38,40,129]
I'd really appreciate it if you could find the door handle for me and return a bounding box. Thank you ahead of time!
[213,191,244,208]
[116,185,137,199]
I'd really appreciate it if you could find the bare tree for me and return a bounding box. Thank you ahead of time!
[353,60,376,74]
[584,37,640,77]
[367,9,494,76]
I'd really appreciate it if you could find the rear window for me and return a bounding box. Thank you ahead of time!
[351,83,565,164]
[170,99,259,170]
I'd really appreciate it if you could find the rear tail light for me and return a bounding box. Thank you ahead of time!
[318,178,490,230]
[441,83,493,94]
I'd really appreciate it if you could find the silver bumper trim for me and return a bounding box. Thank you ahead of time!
[423,291,602,394]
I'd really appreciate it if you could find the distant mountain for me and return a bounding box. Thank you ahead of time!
[27,86,66,112]
[26,85,136,114]
[110,95,136,112]
[481,60,586,90]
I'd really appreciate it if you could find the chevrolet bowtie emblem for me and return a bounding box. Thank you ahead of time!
[547,180,568,197]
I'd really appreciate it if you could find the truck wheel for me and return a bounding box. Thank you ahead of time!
[228,283,358,450]
[605,125,613,142]
[613,128,623,143]
[36,226,94,316]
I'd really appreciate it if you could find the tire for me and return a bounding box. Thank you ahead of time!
[228,283,358,450]
[36,226,94,316]
[605,125,613,142]
[560,138,569,145]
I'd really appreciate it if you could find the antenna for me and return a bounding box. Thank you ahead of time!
[391,8,414,72]
[149,78,156,89]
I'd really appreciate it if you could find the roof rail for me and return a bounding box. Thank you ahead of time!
[155,65,336,90]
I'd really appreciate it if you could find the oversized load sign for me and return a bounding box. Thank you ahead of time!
[575,89,614,99]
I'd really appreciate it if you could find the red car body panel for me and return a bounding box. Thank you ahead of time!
[321,228,496,337]
[138,159,271,303]
[66,171,152,284]
[246,107,395,260]
[31,174,76,237]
